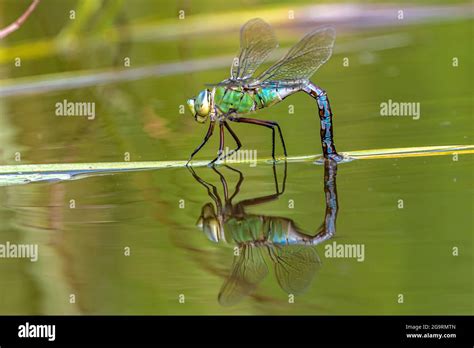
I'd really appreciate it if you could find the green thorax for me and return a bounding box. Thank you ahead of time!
[214,86,281,115]
[224,215,291,244]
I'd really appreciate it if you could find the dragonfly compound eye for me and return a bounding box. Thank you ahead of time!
[202,218,221,243]
[194,90,210,118]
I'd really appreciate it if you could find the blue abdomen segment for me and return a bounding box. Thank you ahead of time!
[266,219,303,245]
[256,88,281,108]
[316,94,338,156]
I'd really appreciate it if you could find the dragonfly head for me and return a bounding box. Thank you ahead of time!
[187,89,211,123]
[196,203,223,243]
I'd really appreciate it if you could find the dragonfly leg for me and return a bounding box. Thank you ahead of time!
[229,116,287,161]
[274,122,287,157]
[218,121,242,162]
[209,122,225,166]
[187,121,216,166]
[187,166,223,213]
[211,166,230,200]
[302,82,343,162]
[223,165,244,202]
[235,162,287,208]
[273,159,287,195]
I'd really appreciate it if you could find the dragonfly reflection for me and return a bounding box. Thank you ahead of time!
[189,161,338,306]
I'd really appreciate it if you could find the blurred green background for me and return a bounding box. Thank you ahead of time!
[0,0,472,314]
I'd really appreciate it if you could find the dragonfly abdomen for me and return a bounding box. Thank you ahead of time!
[267,218,301,245]
[225,215,320,246]
[267,218,323,245]
[254,88,282,109]
[253,85,301,110]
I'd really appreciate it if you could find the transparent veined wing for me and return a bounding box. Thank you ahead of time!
[231,18,278,80]
[268,245,320,295]
[218,244,268,306]
[205,18,278,88]
[254,26,335,85]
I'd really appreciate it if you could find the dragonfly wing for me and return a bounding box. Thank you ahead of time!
[231,18,278,80]
[256,26,335,83]
[218,245,268,306]
[270,245,321,295]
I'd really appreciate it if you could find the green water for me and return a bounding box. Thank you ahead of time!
[0,1,472,314]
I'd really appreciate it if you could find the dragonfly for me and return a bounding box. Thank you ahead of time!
[188,160,339,305]
[186,18,343,165]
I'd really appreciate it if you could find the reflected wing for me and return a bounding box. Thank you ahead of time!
[231,18,278,81]
[270,245,321,295]
[255,27,335,84]
[218,245,268,306]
